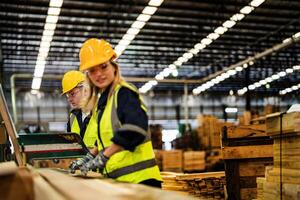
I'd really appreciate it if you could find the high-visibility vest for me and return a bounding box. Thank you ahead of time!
[69,112,96,148]
[94,82,162,183]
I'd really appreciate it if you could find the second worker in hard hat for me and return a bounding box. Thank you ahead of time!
[62,70,97,150]
[69,38,162,188]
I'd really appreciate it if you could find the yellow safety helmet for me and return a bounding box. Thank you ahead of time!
[79,38,117,71]
[61,70,86,94]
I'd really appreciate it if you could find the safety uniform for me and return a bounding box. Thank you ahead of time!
[91,81,162,183]
[67,109,96,148]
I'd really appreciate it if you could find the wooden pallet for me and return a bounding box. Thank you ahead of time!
[221,124,273,200]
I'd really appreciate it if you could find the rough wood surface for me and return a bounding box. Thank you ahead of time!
[222,145,273,159]
[226,124,266,138]
[266,112,300,135]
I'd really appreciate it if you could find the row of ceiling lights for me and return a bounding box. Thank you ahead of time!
[192,31,300,95]
[237,64,300,95]
[114,0,164,56]
[31,0,63,93]
[280,83,300,95]
[139,0,266,94]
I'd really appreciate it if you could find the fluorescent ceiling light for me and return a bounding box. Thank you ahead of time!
[40,41,51,48]
[169,64,176,70]
[149,80,158,86]
[293,32,300,39]
[36,60,46,65]
[293,65,300,70]
[240,6,254,14]
[278,71,286,77]
[34,67,45,77]
[49,0,63,7]
[41,35,53,42]
[127,28,140,35]
[155,74,164,80]
[201,38,212,45]
[122,34,135,41]
[171,69,178,77]
[250,0,265,7]
[119,40,131,46]
[283,38,291,43]
[148,0,164,6]
[286,68,293,73]
[31,77,42,90]
[48,7,61,15]
[235,66,243,71]
[178,57,188,63]
[189,48,199,55]
[271,74,280,80]
[230,14,245,21]
[131,21,146,29]
[46,15,59,23]
[214,26,228,34]
[142,6,157,15]
[43,30,55,36]
[248,85,255,90]
[222,20,236,28]
[183,52,193,59]
[174,60,182,66]
[225,107,238,113]
[207,33,220,40]
[44,23,57,30]
[137,14,151,22]
[194,43,206,50]
[243,63,248,68]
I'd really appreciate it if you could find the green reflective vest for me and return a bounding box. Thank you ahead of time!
[94,82,162,183]
[70,112,96,148]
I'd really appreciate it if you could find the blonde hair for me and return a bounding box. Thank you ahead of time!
[78,78,97,113]
[86,60,125,100]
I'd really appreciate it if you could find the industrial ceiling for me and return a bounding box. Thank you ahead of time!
[0,0,300,96]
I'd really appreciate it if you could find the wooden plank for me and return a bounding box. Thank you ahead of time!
[0,85,23,166]
[266,167,300,184]
[222,145,273,159]
[175,171,225,181]
[38,169,194,200]
[240,188,257,200]
[266,112,300,135]
[226,124,266,138]
[239,161,268,177]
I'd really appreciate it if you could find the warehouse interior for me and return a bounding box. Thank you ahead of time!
[0,0,300,199]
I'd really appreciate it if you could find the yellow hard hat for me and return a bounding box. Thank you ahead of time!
[79,38,117,71]
[61,70,86,94]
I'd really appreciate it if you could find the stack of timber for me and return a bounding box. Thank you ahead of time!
[153,149,163,170]
[162,150,183,172]
[221,122,273,200]
[161,171,226,199]
[206,149,224,171]
[197,115,233,149]
[0,162,194,200]
[255,112,300,199]
[183,151,205,172]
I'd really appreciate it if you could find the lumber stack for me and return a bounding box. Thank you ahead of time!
[221,122,273,200]
[162,150,183,172]
[255,112,300,199]
[183,151,205,172]
[206,149,223,171]
[197,115,233,149]
[0,162,195,200]
[161,171,226,199]
[153,149,163,170]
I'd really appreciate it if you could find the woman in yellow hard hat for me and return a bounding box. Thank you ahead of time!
[61,71,97,151]
[69,38,162,188]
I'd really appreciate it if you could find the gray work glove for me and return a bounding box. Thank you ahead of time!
[69,152,95,174]
[80,150,109,176]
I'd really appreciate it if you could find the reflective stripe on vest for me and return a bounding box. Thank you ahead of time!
[107,158,156,179]
[97,82,161,182]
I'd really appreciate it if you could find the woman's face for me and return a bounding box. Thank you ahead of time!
[87,62,116,90]
[66,86,83,108]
